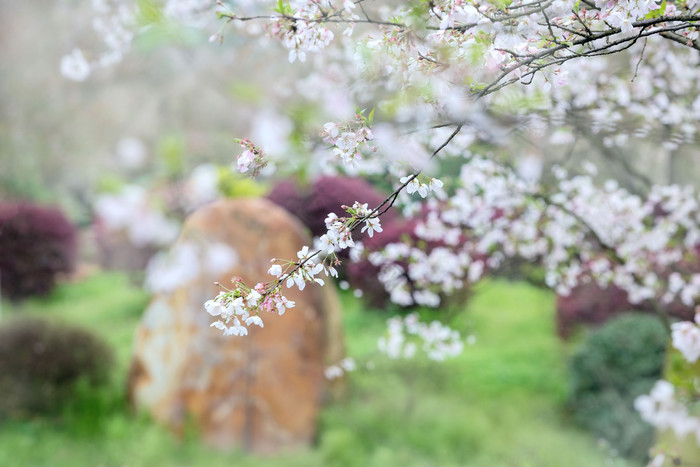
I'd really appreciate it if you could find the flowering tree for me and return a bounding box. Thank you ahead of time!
[68,0,700,460]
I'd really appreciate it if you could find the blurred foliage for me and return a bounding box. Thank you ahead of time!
[0,202,77,300]
[217,167,268,199]
[227,81,265,104]
[651,346,700,466]
[135,0,164,26]
[0,317,114,420]
[558,282,694,339]
[95,174,128,194]
[158,134,186,179]
[569,312,668,462]
[0,276,633,466]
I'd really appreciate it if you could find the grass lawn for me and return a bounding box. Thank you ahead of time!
[0,273,634,466]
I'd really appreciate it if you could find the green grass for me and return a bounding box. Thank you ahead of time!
[0,274,634,466]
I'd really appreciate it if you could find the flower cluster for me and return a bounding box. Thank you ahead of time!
[145,241,238,293]
[316,201,383,259]
[281,245,327,289]
[233,138,268,177]
[365,151,700,316]
[671,310,700,363]
[635,380,700,443]
[320,118,375,166]
[60,0,135,81]
[399,175,444,199]
[324,357,356,380]
[94,185,180,248]
[378,313,464,361]
[271,17,334,63]
[206,279,296,335]
[208,199,386,335]
[264,1,359,62]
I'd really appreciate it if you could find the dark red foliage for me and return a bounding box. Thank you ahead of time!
[267,176,400,281]
[556,281,695,339]
[265,179,311,230]
[306,176,398,238]
[0,317,113,417]
[267,176,398,238]
[0,203,77,300]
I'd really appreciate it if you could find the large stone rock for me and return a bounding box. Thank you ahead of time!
[128,198,345,453]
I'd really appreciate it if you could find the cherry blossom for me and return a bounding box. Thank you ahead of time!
[635,380,700,442]
[671,311,700,363]
[66,0,700,448]
[60,49,92,82]
[378,313,464,361]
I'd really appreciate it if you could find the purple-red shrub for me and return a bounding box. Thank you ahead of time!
[265,179,311,230]
[267,176,400,281]
[306,176,398,238]
[556,283,639,338]
[0,317,114,417]
[0,203,77,300]
[267,176,398,238]
[556,281,695,339]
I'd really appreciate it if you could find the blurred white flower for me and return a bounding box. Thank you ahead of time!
[94,185,179,248]
[184,163,220,210]
[145,242,200,293]
[671,314,700,363]
[60,49,91,82]
[516,154,543,182]
[116,137,147,169]
[204,243,238,275]
[251,111,293,157]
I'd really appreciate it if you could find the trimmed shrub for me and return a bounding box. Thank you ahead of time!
[268,176,400,284]
[266,179,311,230]
[556,283,638,338]
[569,312,668,462]
[557,282,694,339]
[267,176,399,238]
[0,203,77,300]
[306,176,398,238]
[0,318,114,419]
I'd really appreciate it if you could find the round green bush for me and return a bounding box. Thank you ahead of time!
[569,312,668,462]
[0,318,114,419]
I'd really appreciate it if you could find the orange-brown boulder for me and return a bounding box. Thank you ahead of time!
[128,198,344,453]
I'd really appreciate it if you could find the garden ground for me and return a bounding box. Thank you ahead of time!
[0,274,633,466]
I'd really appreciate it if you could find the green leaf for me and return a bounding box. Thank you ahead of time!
[135,0,163,26]
[645,0,666,19]
[273,0,293,15]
